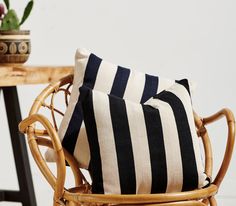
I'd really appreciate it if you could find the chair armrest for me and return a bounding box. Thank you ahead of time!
[202,108,235,187]
[19,114,66,202]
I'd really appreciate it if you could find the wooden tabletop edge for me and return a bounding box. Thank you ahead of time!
[0,65,74,86]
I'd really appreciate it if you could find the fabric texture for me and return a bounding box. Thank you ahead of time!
[79,79,207,194]
[45,48,185,165]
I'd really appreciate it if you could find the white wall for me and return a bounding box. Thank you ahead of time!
[0,0,236,205]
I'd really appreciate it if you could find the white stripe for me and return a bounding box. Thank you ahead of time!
[94,60,117,94]
[72,52,91,168]
[93,91,121,194]
[45,55,89,162]
[154,100,183,192]
[126,100,152,194]
[74,123,90,169]
[58,57,88,140]
[157,77,175,93]
[50,55,89,164]
[123,69,146,102]
[168,83,207,187]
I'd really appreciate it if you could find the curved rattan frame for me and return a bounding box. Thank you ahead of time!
[19,74,235,206]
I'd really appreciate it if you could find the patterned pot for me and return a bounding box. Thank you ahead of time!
[0,30,31,64]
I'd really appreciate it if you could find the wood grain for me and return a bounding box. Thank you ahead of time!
[0,65,73,86]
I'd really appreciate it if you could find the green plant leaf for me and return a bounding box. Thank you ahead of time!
[0,9,20,30]
[19,0,34,26]
[3,0,9,9]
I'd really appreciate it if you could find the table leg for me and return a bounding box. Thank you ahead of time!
[1,86,37,206]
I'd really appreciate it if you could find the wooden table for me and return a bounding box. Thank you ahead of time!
[0,65,73,206]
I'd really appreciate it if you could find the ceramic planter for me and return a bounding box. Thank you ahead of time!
[0,30,31,64]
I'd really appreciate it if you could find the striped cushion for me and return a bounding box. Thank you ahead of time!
[45,49,191,165]
[79,79,207,194]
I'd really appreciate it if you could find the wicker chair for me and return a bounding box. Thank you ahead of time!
[19,74,235,206]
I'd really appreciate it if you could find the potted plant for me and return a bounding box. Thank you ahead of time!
[0,0,33,64]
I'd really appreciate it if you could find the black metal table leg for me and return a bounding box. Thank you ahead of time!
[0,190,4,201]
[1,86,37,206]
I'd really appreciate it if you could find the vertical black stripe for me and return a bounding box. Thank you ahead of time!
[62,53,102,154]
[142,105,167,193]
[83,53,102,89]
[109,95,136,194]
[158,92,198,191]
[110,66,130,98]
[80,86,104,194]
[141,74,159,103]
[62,100,83,155]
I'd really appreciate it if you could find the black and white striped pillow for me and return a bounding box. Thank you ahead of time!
[45,49,192,165]
[79,79,207,194]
